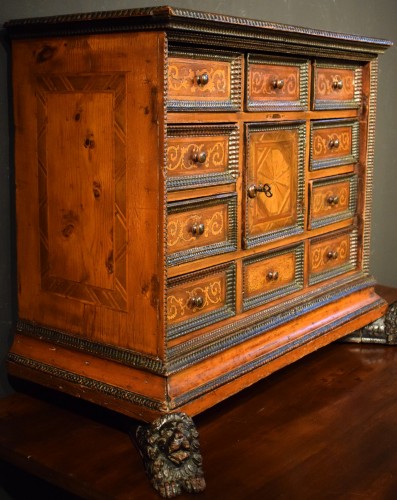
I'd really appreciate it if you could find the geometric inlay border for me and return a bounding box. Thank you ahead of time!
[36,73,127,311]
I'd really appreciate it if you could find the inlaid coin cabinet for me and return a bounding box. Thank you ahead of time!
[5,6,392,497]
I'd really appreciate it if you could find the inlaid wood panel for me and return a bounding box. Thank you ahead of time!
[310,120,359,170]
[309,230,358,285]
[167,49,242,111]
[167,194,237,266]
[246,55,309,111]
[243,244,304,311]
[313,62,362,110]
[167,263,236,339]
[309,174,357,229]
[36,73,127,311]
[244,122,305,248]
[167,124,239,190]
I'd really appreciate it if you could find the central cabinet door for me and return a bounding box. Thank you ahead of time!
[244,122,305,248]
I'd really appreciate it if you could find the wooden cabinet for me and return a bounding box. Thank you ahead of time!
[5,6,392,497]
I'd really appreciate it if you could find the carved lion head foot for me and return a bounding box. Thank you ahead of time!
[136,412,206,498]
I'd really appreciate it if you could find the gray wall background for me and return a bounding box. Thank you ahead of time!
[0,0,396,398]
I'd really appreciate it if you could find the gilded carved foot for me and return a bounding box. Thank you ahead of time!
[343,302,397,344]
[136,412,206,498]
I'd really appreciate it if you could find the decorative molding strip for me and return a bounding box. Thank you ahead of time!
[170,297,386,409]
[5,7,392,57]
[15,320,166,375]
[7,353,167,412]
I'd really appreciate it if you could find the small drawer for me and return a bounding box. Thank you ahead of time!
[167,124,239,191]
[309,229,358,285]
[246,55,309,111]
[308,174,357,229]
[310,119,359,171]
[243,244,304,311]
[167,194,237,266]
[313,62,362,110]
[166,263,236,339]
[167,49,242,111]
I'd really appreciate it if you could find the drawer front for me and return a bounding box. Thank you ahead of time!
[310,120,359,171]
[167,124,239,191]
[309,230,358,285]
[246,55,309,111]
[244,122,305,248]
[313,62,362,110]
[309,174,357,229]
[167,50,242,111]
[167,263,236,339]
[167,194,237,266]
[243,244,304,311]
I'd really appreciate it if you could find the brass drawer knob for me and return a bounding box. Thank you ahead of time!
[196,73,209,86]
[328,138,340,149]
[266,271,279,281]
[327,250,339,260]
[248,183,273,199]
[191,223,205,236]
[332,79,344,90]
[272,79,285,90]
[327,195,339,206]
[192,151,207,164]
[189,296,204,309]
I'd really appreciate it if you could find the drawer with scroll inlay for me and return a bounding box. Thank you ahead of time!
[166,262,236,340]
[309,229,358,285]
[167,49,242,111]
[167,193,237,266]
[167,124,239,191]
[313,61,362,110]
[308,174,357,229]
[246,55,309,111]
[242,243,304,311]
[310,119,359,171]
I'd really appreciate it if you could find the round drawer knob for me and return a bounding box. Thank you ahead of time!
[272,79,285,90]
[191,223,205,236]
[332,79,344,90]
[329,138,340,149]
[192,151,207,164]
[196,73,209,86]
[327,250,339,260]
[327,195,339,206]
[189,296,204,308]
[267,271,279,281]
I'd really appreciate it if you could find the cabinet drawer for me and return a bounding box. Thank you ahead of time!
[166,263,236,339]
[309,174,357,229]
[246,55,309,111]
[167,50,242,111]
[167,124,239,191]
[310,120,359,171]
[309,230,358,285]
[313,62,362,110]
[167,194,237,266]
[243,244,304,311]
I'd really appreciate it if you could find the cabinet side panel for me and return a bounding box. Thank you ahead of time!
[12,33,166,358]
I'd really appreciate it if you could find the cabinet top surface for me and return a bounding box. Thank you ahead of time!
[5,5,392,53]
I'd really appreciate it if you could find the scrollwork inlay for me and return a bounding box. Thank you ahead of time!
[167,211,224,248]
